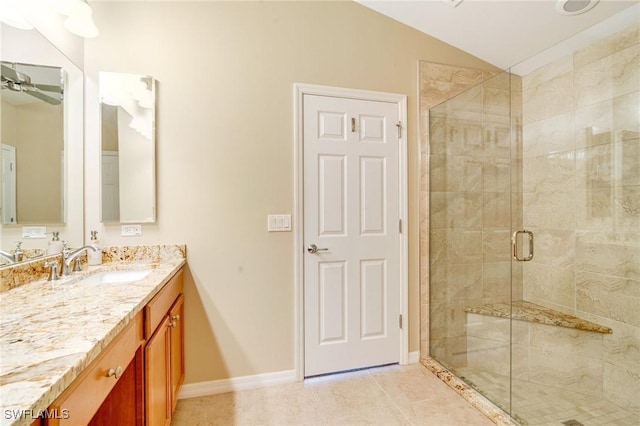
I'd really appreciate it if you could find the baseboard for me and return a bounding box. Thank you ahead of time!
[178,369,297,400]
[408,351,420,364]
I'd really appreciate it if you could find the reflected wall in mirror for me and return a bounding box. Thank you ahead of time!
[99,72,156,223]
[0,23,84,259]
[1,61,65,225]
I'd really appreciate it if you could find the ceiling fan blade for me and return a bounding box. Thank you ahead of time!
[35,83,63,94]
[1,64,20,81]
[26,90,61,105]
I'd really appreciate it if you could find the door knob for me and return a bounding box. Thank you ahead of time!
[307,244,329,254]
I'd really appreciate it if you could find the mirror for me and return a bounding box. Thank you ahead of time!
[1,61,65,225]
[0,23,84,259]
[99,71,156,223]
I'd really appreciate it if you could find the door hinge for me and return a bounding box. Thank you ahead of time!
[396,121,403,138]
[399,314,403,329]
[399,219,403,234]
[10,163,13,172]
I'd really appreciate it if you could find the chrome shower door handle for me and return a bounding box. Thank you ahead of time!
[307,244,329,254]
[512,230,534,261]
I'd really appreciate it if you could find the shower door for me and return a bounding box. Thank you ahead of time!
[428,70,516,415]
[428,20,640,426]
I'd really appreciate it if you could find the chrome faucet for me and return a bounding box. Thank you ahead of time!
[0,250,17,264]
[63,242,98,275]
[0,242,24,264]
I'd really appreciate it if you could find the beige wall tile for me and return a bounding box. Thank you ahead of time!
[575,187,614,230]
[483,158,511,192]
[523,112,574,158]
[576,232,640,279]
[613,43,640,97]
[576,271,640,327]
[529,348,603,396]
[529,323,604,360]
[603,362,640,413]
[430,192,482,229]
[523,262,575,310]
[430,264,483,302]
[574,23,639,68]
[522,55,574,91]
[483,114,512,159]
[430,155,483,192]
[483,192,511,229]
[523,190,576,230]
[430,229,483,265]
[526,229,575,269]
[482,262,512,300]
[523,151,575,193]
[482,229,512,263]
[522,72,574,124]
[616,185,640,231]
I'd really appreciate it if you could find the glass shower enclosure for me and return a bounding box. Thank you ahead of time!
[424,19,639,426]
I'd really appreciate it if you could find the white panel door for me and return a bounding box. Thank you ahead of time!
[1,144,17,224]
[303,94,400,377]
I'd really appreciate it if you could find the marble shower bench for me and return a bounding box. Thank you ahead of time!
[463,300,612,397]
[464,300,612,334]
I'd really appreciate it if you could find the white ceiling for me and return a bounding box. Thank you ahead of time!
[355,0,639,73]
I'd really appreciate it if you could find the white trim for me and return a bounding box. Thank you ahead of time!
[178,369,297,399]
[293,83,409,381]
[408,351,420,364]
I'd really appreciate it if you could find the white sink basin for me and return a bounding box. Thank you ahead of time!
[75,269,152,285]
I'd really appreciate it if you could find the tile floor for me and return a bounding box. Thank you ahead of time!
[171,364,495,425]
[456,367,640,426]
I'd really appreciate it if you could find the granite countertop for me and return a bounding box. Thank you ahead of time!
[464,300,612,334]
[0,257,186,426]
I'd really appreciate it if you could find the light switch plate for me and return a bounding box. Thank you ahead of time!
[267,214,291,232]
[22,226,47,239]
[121,224,143,236]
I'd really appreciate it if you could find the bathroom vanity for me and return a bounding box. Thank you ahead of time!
[0,245,186,426]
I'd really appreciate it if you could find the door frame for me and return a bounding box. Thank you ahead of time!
[293,83,408,380]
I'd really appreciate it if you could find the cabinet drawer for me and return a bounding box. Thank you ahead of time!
[48,312,143,426]
[144,269,183,339]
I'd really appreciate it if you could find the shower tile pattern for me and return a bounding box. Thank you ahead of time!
[420,62,521,412]
[418,62,498,359]
[521,22,640,416]
[420,22,639,426]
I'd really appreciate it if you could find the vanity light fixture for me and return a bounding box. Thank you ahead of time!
[556,0,599,15]
[0,0,98,38]
[54,0,99,38]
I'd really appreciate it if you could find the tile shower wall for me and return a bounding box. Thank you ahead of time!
[419,62,522,374]
[521,23,639,413]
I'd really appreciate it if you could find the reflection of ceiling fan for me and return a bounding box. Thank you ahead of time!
[1,63,63,105]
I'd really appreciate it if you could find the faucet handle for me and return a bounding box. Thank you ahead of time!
[45,260,61,281]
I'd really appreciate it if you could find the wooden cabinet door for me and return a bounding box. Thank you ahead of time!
[145,316,170,426]
[169,294,185,413]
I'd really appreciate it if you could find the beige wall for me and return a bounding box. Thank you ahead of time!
[1,100,63,224]
[84,0,497,383]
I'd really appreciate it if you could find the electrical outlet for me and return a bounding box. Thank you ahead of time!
[121,224,142,236]
[22,226,47,239]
